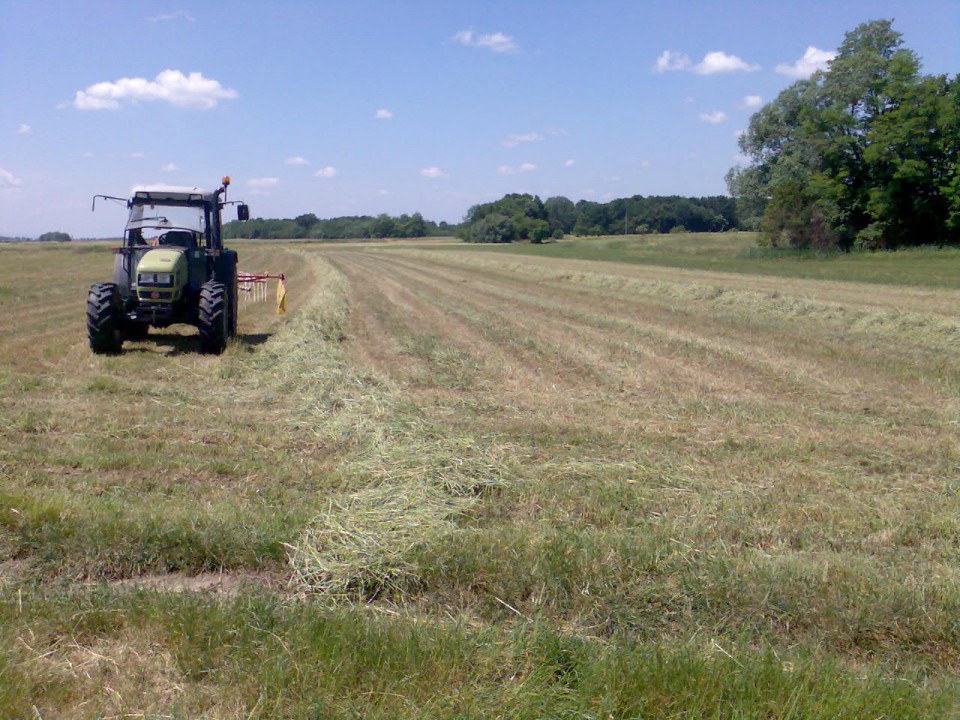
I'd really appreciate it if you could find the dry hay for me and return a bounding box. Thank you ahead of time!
[286,482,470,598]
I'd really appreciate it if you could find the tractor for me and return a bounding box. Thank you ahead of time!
[87,177,249,354]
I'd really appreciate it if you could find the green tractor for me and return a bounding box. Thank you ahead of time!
[87,177,249,355]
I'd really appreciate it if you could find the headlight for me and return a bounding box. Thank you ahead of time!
[138,272,173,286]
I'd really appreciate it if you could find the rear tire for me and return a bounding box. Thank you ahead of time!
[198,280,228,354]
[87,283,123,354]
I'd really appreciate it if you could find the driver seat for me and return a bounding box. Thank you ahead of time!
[159,231,197,248]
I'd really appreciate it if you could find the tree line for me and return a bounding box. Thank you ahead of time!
[223,212,453,240]
[458,194,737,243]
[223,194,739,243]
[0,232,72,242]
[727,19,960,250]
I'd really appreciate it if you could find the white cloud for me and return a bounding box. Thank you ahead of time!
[248,177,279,188]
[453,29,518,53]
[564,159,575,168]
[420,166,447,178]
[656,50,759,75]
[286,156,310,165]
[16,123,31,135]
[314,166,338,178]
[375,108,393,119]
[73,69,237,110]
[148,10,195,22]
[653,50,692,73]
[693,51,760,75]
[161,162,179,172]
[0,168,22,187]
[378,189,392,196]
[502,132,543,148]
[776,46,837,78]
[498,162,536,175]
[131,152,145,159]
[699,111,728,124]
[742,95,763,109]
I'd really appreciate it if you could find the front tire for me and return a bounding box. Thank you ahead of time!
[198,281,228,354]
[87,283,123,354]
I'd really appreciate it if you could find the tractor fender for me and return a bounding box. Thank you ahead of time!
[113,252,133,301]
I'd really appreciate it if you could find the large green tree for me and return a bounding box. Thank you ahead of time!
[729,19,960,250]
[459,194,550,243]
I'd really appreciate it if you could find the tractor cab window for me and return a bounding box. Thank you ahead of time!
[126,204,206,247]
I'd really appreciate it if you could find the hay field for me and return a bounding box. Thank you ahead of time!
[2,237,959,718]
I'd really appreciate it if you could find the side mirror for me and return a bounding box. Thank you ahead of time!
[237,204,250,222]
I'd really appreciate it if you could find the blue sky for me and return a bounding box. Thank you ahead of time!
[1,1,957,238]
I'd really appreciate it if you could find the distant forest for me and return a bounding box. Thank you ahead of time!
[457,194,737,243]
[222,194,739,242]
[223,212,452,241]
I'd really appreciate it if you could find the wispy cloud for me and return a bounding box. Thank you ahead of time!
[375,108,393,119]
[653,50,691,73]
[16,123,31,135]
[776,46,836,78]
[498,162,536,175]
[0,168,22,187]
[161,162,179,172]
[420,166,448,179]
[286,156,310,165]
[564,159,575,168]
[699,111,728,124]
[314,166,338,178]
[655,50,759,75]
[742,95,763,109]
[453,29,518,53]
[73,70,237,110]
[148,10,195,23]
[501,132,542,148]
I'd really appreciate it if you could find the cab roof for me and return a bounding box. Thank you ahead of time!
[130,185,217,204]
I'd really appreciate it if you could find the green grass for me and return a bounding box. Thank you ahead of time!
[430,232,960,288]
[2,239,960,716]
[4,589,957,719]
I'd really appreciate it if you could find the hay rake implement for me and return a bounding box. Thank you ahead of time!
[237,272,287,315]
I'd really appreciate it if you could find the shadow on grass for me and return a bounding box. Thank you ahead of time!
[120,331,273,356]
[237,333,272,347]
[124,332,198,356]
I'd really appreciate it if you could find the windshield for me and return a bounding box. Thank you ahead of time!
[126,204,206,235]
